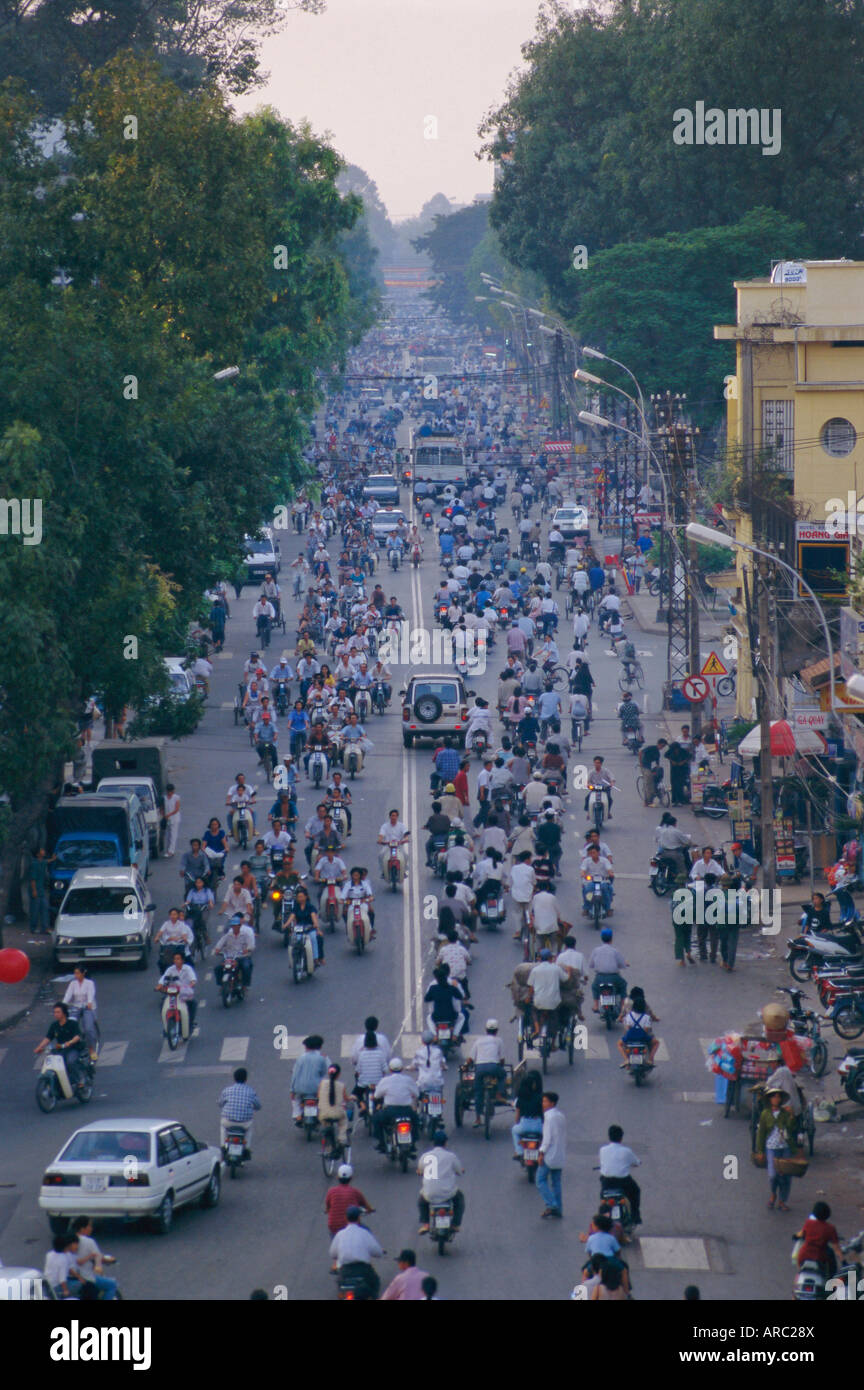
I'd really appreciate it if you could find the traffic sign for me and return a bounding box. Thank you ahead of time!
[700,651,728,677]
[682,675,710,702]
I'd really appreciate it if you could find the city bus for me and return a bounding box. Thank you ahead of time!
[409,429,468,497]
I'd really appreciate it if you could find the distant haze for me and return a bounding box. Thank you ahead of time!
[233,0,545,221]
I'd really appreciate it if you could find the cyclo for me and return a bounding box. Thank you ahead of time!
[508,962,582,1073]
[453,1060,514,1140]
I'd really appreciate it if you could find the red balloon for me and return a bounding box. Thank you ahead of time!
[0,948,30,984]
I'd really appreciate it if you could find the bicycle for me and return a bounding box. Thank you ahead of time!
[320,1118,350,1178]
[618,661,644,693]
[635,771,670,808]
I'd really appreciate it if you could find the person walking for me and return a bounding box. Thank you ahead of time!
[162,783,181,857]
[755,1086,798,1211]
[28,847,54,933]
[537,1091,566,1219]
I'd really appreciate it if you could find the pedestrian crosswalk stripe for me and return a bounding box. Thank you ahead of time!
[97,1042,128,1068]
[277,1036,307,1059]
[220,1037,249,1062]
[586,1034,610,1060]
[340,1035,357,1059]
[158,1039,188,1063]
[637,1237,711,1270]
[216,652,234,660]
[653,1038,670,1062]
[220,702,235,710]
[676,1091,715,1103]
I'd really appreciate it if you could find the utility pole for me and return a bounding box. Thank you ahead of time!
[757,558,776,890]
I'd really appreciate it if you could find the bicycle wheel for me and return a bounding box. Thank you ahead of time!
[618,674,634,694]
[810,1037,828,1078]
[549,667,566,691]
[632,663,645,689]
[657,784,671,807]
[484,1091,494,1141]
[635,774,645,801]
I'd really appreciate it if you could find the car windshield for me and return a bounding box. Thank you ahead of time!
[245,541,274,557]
[413,682,459,703]
[59,1130,152,1163]
[62,888,141,916]
[367,476,395,486]
[375,511,406,526]
[169,672,189,692]
[55,841,121,868]
[102,784,155,811]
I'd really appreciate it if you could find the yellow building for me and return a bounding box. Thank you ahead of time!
[714,259,864,718]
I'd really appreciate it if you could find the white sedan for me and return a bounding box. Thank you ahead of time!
[38,1118,222,1236]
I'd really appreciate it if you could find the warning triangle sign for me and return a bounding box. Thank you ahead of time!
[700,651,728,677]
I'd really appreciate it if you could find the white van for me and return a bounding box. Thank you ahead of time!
[96,776,161,859]
[163,658,194,703]
[89,789,150,881]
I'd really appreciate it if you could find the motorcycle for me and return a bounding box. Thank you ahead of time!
[160,982,190,1050]
[354,688,371,721]
[648,854,679,898]
[587,786,607,832]
[785,919,863,983]
[623,1042,653,1087]
[222,1123,250,1179]
[219,955,247,1009]
[596,978,623,1031]
[776,987,828,1076]
[320,880,341,934]
[385,840,406,892]
[346,897,372,954]
[230,798,255,850]
[432,1021,460,1058]
[308,745,330,789]
[468,726,490,760]
[837,1049,864,1105]
[273,680,290,717]
[582,875,607,929]
[622,725,644,756]
[478,883,506,931]
[794,1231,864,1300]
[36,1047,95,1113]
[422,510,433,530]
[497,606,511,630]
[597,1175,636,1240]
[388,545,401,571]
[336,1264,378,1301]
[371,681,387,716]
[518,1133,542,1182]
[203,845,226,890]
[344,743,364,780]
[418,1087,445,1136]
[411,544,422,568]
[301,1096,319,1141]
[384,1114,416,1172]
[289,923,317,984]
[428,1197,458,1255]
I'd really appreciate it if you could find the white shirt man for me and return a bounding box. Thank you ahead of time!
[378,819,409,844]
[510,861,537,905]
[445,842,473,877]
[155,916,194,951]
[330,1223,384,1269]
[468,1032,506,1066]
[263,826,293,851]
[690,854,725,882]
[531,890,561,938]
[158,960,197,1002]
[253,597,276,624]
[599,1139,641,1179]
[215,922,256,958]
[221,882,254,918]
[580,852,614,880]
[599,592,621,614]
[481,823,507,857]
[557,944,586,981]
[528,959,569,1011]
[572,612,590,644]
[418,1144,464,1202]
[374,1071,419,1109]
[524,778,551,811]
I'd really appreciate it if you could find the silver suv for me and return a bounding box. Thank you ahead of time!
[400,673,474,748]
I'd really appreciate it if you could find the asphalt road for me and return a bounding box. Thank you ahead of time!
[0,425,802,1301]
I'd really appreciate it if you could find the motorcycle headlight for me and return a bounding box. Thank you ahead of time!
[53,880,65,891]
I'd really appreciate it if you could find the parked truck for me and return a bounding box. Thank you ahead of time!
[47,795,149,914]
[90,740,168,858]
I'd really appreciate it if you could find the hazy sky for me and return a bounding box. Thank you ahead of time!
[233,0,547,220]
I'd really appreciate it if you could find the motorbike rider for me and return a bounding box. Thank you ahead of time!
[341,865,376,939]
[290,1034,331,1124]
[326,772,353,833]
[424,963,470,1039]
[377,809,410,880]
[154,907,195,966]
[214,913,256,989]
[156,951,198,1038]
[654,813,692,881]
[330,1207,384,1298]
[467,1020,508,1126]
[617,986,661,1067]
[589,929,629,1011]
[218,1067,262,1157]
[180,837,210,890]
[465,696,493,746]
[34,1003,85,1090]
[637,738,668,806]
[226,772,257,842]
[581,844,615,916]
[599,1124,642,1225]
[372,1057,419,1152]
[410,1030,447,1096]
[417,1131,465,1235]
[303,719,332,775]
[314,844,349,908]
[584,755,614,819]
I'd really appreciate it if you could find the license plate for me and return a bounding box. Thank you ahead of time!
[600,994,614,1007]
[427,1093,442,1110]
[85,947,112,957]
[648,866,657,877]
[433,1213,451,1229]
[303,1103,318,1116]
[82,1174,109,1192]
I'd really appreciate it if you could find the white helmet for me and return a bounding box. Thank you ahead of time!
[337,1163,354,1180]
[485,1018,499,1032]
[388,1057,404,1072]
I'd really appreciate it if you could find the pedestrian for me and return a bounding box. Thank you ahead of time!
[70,1216,118,1299]
[324,1164,373,1239]
[452,759,470,810]
[28,846,53,932]
[162,782,181,857]
[671,889,695,968]
[537,1090,566,1219]
[380,1249,431,1301]
[755,1086,798,1211]
[665,737,690,805]
[63,966,99,1059]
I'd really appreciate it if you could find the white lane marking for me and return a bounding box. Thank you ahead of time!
[219,1037,249,1062]
[158,1039,188,1063]
[678,1091,716,1102]
[614,872,649,880]
[166,1065,234,1077]
[653,1038,670,1063]
[220,702,235,710]
[216,651,234,660]
[96,1042,128,1067]
[638,1237,711,1270]
[586,1033,611,1060]
[276,1037,307,1059]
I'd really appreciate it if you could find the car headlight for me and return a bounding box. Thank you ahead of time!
[56,936,74,946]
[125,932,143,944]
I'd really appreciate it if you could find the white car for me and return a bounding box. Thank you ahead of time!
[551,505,590,541]
[39,1118,222,1235]
[371,508,408,543]
[53,867,155,969]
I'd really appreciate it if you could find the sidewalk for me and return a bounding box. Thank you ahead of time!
[627,589,728,646]
[0,918,56,1032]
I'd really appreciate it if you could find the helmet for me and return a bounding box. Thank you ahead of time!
[600,928,613,942]
[444,782,456,793]
[485,1018,499,1032]
[421,1029,435,1044]
[388,1057,404,1072]
[337,1163,353,1180]
[532,771,543,781]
